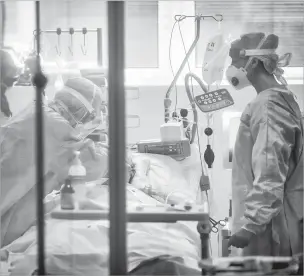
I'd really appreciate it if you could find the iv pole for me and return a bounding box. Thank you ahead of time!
[34,1,48,275]
[164,14,223,123]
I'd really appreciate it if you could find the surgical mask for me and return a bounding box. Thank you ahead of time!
[226,65,251,90]
[226,36,269,90]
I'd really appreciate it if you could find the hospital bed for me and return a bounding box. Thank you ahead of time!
[0,145,209,276]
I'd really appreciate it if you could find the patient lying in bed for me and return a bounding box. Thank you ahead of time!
[2,146,203,276]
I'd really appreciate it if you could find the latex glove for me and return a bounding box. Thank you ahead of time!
[228,228,255,248]
[82,138,97,159]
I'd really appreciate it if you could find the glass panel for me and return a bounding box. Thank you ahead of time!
[195,1,304,67]
[39,0,106,67]
[125,1,159,68]
[1,1,39,272]
[1,1,110,274]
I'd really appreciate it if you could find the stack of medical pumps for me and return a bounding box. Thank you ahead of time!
[60,151,86,210]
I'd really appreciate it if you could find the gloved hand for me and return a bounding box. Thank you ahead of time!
[228,228,255,248]
[82,138,97,159]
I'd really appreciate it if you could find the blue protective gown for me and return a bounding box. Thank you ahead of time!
[232,87,303,256]
[0,103,108,246]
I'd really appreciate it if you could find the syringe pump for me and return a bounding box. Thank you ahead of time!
[137,138,191,159]
[137,121,191,159]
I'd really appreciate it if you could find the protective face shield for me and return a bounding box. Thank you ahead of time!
[75,115,103,140]
[225,35,287,90]
[54,83,103,139]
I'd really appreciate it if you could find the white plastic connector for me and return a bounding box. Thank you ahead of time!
[160,121,184,142]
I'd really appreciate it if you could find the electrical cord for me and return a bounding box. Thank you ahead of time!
[177,21,205,172]
[177,21,206,191]
[169,21,179,113]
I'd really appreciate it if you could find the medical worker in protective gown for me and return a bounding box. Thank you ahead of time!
[0,49,22,124]
[226,33,303,256]
[0,77,109,246]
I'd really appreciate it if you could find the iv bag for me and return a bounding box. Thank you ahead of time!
[202,33,229,85]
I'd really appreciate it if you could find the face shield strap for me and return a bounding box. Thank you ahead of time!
[244,36,268,70]
[61,86,95,115]
[241,49,276,57]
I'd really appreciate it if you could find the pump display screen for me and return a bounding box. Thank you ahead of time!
[194,89,234,113]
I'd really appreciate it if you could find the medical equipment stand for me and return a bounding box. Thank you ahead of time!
[164,14,223,123]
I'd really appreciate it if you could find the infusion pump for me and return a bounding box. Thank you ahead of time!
[137,121,191,159]
[137,138,191,159]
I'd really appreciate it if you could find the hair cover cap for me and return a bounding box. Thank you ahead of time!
[54,77,102,123]
[229,32,292,85]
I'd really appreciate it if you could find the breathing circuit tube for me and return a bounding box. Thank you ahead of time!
[184,72,208,144]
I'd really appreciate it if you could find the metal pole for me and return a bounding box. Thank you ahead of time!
[165,18,201,99]
[97,28,103,66]
[164,14,223,123]
[164,19,201,123]
[43,29,98,33]
[34,1,47,275]
[0,1,5,249]
[108,1,127,275]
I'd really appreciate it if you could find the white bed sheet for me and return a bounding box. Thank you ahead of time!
[2,145,203,276]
